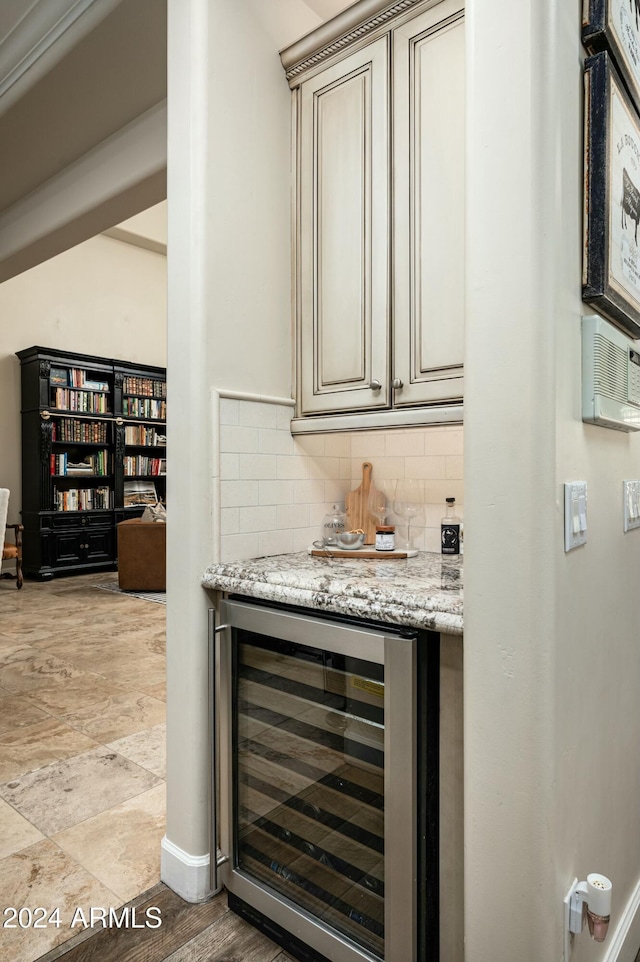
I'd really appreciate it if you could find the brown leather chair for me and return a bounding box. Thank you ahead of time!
[2,523,23,589]
[117,518,166,591]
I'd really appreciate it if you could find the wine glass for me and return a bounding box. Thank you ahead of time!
[367,479,396,527]
[393,479,424,550]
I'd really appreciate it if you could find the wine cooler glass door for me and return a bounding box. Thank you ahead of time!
[215,600,417,962]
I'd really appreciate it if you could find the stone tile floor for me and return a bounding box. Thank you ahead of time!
[0,572,167,962]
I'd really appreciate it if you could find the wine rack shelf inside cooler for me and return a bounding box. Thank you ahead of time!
[235,631,385,959]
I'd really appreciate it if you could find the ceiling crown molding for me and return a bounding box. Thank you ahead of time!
[280,0,420,86]
[0,0,121,115]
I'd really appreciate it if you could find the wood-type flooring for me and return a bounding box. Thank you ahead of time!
[38,883,293,962]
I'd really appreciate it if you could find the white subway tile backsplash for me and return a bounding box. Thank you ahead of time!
[220,479,259,508]
[325,434,351,458]
[239,453,278,480]
[219,453,239,480]
[424,479,464,504]
[324,480,349,505]
[239,505,278,533]
[276,503,310,529]
[309,457,342,480]
[353,456,406,482]
[351,432,386,458]
[259,428,295,456]
[259,479,294,505]
[221,532,259,562]
[220,424,259,453]
[277,455,311,480]
[445,455,464,479]
[294,435,326,457]
[220,507,240,535]
[339,459,352,479]
[259,529,294,557]
[404,456,447,480]
[276,404,295,430]
[385,431,425,457]
[219,397,239,425]
[292,528,320,552]
[424,428,463,456]
[216,396,463,562]
[238,400,278,429]
[293,479,327,504]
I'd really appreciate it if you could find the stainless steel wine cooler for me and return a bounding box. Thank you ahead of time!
[209,597,439,962]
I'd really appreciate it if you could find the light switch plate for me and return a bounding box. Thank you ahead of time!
[564,482,588,551]
[623,479,640,531]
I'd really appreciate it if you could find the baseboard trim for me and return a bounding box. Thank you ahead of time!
[603,876,640,962]
[160,836,212,903]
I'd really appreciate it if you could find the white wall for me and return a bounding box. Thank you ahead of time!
[164,0,323,897]
[466,1,640,960]
[0,231,167,510]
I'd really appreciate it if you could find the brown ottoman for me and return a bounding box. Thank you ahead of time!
[117,518,166,591]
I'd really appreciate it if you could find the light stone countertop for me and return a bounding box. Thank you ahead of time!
[202,550,463,635]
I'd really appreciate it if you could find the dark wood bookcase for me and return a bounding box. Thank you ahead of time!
[16,346,166,580]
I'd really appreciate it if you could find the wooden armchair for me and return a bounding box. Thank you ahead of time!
[2,524,23,589]
[0,489,23,589]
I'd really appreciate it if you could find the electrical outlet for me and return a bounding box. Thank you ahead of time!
[623,480,640,532]
[564,482,588,551]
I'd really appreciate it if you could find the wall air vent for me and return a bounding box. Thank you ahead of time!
[582,315,640,431]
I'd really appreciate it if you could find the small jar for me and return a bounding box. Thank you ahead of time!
[375,525,395,551]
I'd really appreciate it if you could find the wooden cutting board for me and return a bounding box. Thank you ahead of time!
[345,461,381,544]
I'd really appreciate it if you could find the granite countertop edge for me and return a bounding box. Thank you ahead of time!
[202,551,463,636]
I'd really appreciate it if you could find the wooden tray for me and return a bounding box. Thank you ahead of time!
[309,548,417,559]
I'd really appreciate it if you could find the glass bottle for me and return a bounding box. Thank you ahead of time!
[441,497,460,555]
[320,503,347,546]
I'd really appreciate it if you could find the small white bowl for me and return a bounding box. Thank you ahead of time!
[335,531,365,549]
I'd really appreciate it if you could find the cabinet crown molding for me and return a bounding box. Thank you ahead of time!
[280,0,421,85]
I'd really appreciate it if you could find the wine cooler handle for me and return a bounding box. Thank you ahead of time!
[208,609,229,894]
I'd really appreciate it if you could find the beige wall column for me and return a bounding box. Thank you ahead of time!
[466,0,640,958]
[162,0,315,901]
[464,0,558,956]
[162,0,214,900]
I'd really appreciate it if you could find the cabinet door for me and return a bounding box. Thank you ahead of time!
[393,3,465,407]
[299,37,390,415]
[84,526,114,564]
[50,530,83,568]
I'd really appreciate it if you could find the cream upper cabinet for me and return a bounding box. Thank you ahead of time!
[393,3,465,407]
[282,0,464,421]
[298,38,390,415]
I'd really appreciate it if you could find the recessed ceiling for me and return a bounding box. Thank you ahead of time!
[0,0,166,216]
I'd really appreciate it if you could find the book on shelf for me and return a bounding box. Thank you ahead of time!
[52,420,108,443]
[50,451,109,476]
[124,425,166,446]
[123,376,166,398]
[123,480,158,506]
[123,455,166,476]
[52,388,110,414]
[50,367,68,386]
[52,486,113,511]
[123,397,166,420]
[68,368,110,391]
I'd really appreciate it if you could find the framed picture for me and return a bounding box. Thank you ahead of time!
[583,51,640,337]
[583,0,640,111]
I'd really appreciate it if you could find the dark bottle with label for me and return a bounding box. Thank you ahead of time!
[441,497,460,555]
